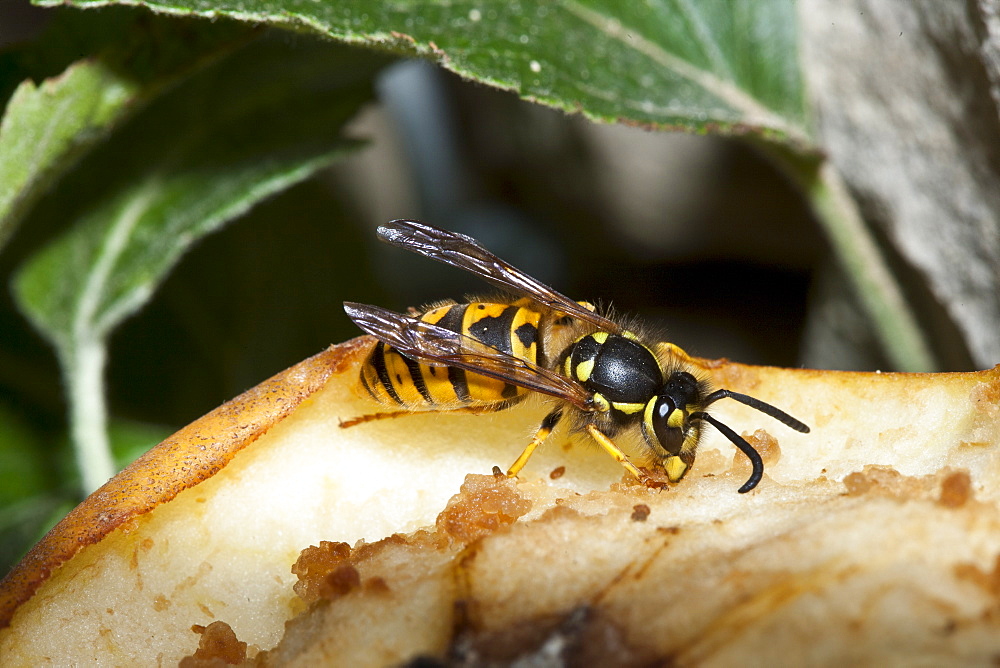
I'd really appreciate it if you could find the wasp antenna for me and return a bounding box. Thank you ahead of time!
[703,389,810,434]
[691,411,763,493]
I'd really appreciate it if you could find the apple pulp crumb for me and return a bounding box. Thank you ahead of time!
[179,621,247,667]
[291,541,353,604]
[436,474,532,543]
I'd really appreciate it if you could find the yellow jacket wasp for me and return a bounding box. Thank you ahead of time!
[343,220,809,493]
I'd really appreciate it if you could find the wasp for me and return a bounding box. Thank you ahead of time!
[342,220,809,493]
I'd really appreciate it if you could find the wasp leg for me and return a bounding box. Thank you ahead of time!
[340,411,417,428]
[584,424,647,482]
[340,404,507,429]
[507,407,564,477]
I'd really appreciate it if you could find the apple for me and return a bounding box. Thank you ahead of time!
[2,338,998,665]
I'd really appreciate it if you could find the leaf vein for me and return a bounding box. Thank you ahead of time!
[74,180,160,341]
[562,0,800,137]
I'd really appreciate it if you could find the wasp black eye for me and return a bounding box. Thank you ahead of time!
[651,395,684,456]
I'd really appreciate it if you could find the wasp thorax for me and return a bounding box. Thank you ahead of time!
[565,332,662,405]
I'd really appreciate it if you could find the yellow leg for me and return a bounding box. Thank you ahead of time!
[585,425,646,481]
[340,404,505,429]
[507,407,563,477]
[339,411,416,428]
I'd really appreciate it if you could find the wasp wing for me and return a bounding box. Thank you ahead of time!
[344,302,594,410]
[377,219,622,334]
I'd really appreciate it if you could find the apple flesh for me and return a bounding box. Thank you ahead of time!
[1,338,997,665]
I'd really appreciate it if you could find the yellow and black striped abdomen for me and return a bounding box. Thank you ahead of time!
[359,301,542,409]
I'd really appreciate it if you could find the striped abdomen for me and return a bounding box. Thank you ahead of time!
[360,301,542,409]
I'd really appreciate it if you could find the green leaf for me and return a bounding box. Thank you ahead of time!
[0,403,50,505]
[0,63,133,253]
[0,411,168,577]
[0,11,255,254]
[42,0,808,143]
[0,402,61,574]
[12,34,386,491]
[0,495,68,576]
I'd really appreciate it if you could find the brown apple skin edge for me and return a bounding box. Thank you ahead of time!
[0,338,369,630]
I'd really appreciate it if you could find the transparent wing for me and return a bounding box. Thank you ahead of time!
[344,301,594,410]
[377,219,622,333]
